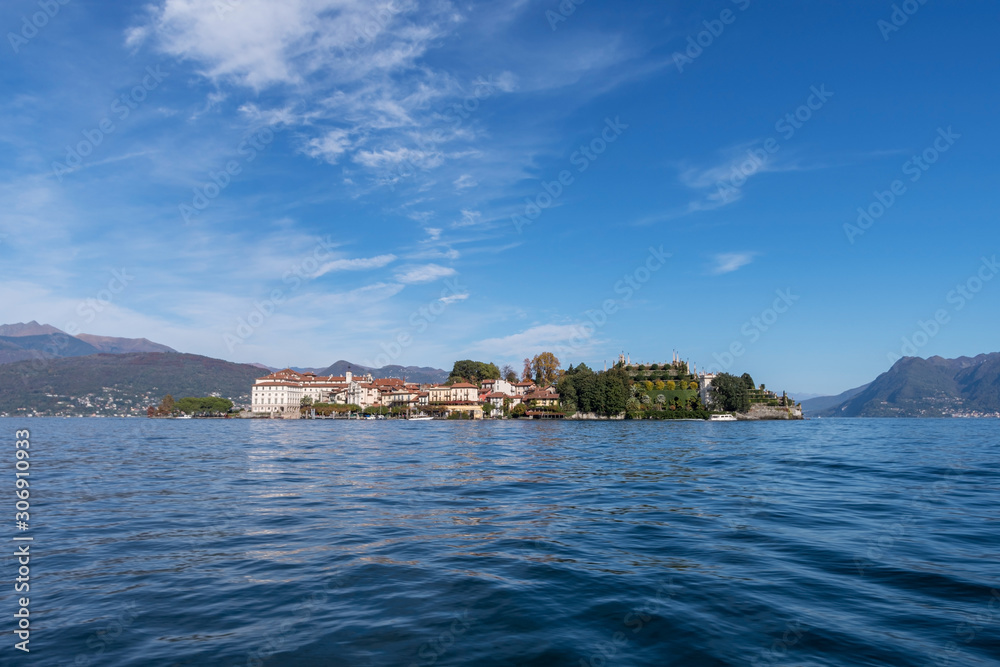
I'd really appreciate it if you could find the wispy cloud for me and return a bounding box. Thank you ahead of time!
[474,323,597,359]
[709,252,757,275]
[315,254,397,276]
[453,209,481,227]
[394,263,456,284]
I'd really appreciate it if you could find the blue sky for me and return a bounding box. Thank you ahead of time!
[1,0,998,396]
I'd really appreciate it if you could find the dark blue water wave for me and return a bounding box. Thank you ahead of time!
[7,418,1000,666]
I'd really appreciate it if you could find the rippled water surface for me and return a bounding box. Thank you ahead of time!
[10,418,1000,666]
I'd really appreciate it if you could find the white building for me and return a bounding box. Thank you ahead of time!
[698,373,717,407]
[482,378,515,395]
[449,383,479,402]
[251,369,378,416]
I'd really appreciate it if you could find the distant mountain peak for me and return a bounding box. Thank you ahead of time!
[810,352,1000,418]
[0,321,66,337]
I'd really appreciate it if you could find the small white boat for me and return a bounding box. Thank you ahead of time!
[408,415,434,421]
[709,414,737,422]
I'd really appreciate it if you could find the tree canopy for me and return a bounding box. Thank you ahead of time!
[711,373,751,413]
[557,366,629,416]
[175,396,234,414]
[448,360,501,384]
[531,352,561,386]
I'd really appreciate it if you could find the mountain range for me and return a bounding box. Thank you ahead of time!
[0,322,449,414]
[0,353,265,417]
[0,322,448,382]
[0,321,175,364]
[3,322,998,418]
[803,353,1000,417]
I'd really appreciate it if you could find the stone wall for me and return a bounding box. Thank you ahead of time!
[737,404,804,420]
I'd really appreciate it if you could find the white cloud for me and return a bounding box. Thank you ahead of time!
[354,147,444,170]
[453,209,481,228]
[295,282,405,307]
[394,263,456,284]
[315,254,397,276]
[474,323,596,358]
[439,293,468,305]
[453,174,477,190]
[710,252,756,275]
[424,227,442,241]
[304,129,353,164]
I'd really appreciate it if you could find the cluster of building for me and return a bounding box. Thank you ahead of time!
[250,369,560,419]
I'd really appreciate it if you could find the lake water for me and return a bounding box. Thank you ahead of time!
[7,418,1000,666]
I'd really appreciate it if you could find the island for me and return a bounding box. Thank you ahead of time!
[243,352,803,421]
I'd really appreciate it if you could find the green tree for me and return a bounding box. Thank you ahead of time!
[501,364,518,383]
[689,381,699,391]
[599,369,629,416]
[557,373,579,412]
[301,396,314,407]
[448,360,501,384]
[712,373,751,413]
[510,403,528,418]
[740,373,756,391]
[576,372,599,414]
[666,380,676,391]
[654,380,665,390]
[175,396,233,415]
